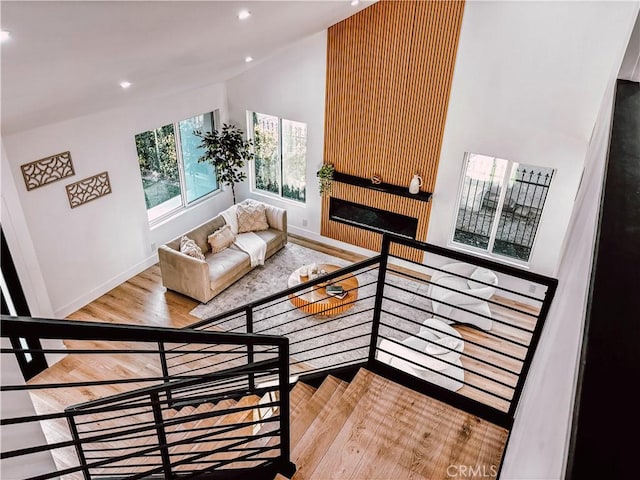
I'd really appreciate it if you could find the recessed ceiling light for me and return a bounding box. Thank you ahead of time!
[350,0,360,6]
[245,56,253,63]
[0,31,11,43]
[119,81,132,89]
[238,10,251,20]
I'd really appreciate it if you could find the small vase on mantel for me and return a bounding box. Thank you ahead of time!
[409,173,423,194]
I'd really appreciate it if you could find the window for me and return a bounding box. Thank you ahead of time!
[135,111,219,223]
[452,153,554,262]
[250,111,307,203]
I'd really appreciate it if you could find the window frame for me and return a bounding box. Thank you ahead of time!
[137,110,221,226]
[247,110,307,206]
[448,152,554,266]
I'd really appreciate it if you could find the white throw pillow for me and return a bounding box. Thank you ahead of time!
[236,200,269,233]
[180,236,205,261]
[208,225,235,254]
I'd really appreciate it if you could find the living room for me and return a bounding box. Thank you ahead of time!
[1,1,638,479]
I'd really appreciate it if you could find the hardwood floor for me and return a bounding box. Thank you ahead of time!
[25,235,533,478]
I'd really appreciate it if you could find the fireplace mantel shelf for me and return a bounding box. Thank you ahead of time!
[332,172,432,202]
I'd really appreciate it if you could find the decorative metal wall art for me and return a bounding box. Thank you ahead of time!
[65,171,112,209]
[20,151,75,191]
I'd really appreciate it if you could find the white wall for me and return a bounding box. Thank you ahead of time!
[500,73,621,480]
[2,83,232,318]
[1,143,54,317]
[225,32,327,237]
[427,1,639,276]
[619,10,640,81]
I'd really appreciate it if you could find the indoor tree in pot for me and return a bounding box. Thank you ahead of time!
[195,123,254,204]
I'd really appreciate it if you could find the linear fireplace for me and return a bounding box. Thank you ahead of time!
[329,198,419,239]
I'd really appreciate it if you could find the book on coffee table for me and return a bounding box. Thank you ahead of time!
[326,285,347,299]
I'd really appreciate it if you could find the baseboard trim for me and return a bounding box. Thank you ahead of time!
[54,254,159,319]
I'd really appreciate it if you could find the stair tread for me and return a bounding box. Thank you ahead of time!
[290,375,344,446]
[172,394,261,471]
[290,382,316,408]
[291,369,375,480]
[299,371,509,480]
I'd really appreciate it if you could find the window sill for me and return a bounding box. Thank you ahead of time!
[445,241,531,270]
[249,188,307,208]
[149,188,222,230]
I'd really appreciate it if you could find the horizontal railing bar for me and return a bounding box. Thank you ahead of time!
[254,297,376,334]
[289,327,372,349]
[389,287,536,336]
[188,256,382,329]
[381,233,557,291]
[376,330,518,390]
[385,268,540,321]
[0,316,288,346]
[292,356,369,374]
[251,273,380,316]
[380,308,526,365]
[256,306,374,340]
[289,343,369,366]
[379,316,522,377]
[376,343,513,404]
[75,404,281,450]
[392,263,545,305]
[167,313,248,352]
[381,295,531,350]
[166,348,254,361]
[3,376,161,392]
[69,358,280,410]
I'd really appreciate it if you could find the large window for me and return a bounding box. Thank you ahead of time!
[452,153,554,262]
[250,111,307,203]
[135,111,219,223]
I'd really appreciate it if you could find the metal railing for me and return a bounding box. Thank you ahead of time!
[1,234,558,479]
[1,317,294,480]
[172,234,557,429]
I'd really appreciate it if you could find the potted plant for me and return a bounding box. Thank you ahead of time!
[317,163,335,196]
[195,124,254,204]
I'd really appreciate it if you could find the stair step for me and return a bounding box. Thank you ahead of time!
[291,369,375,480]
[290,376,344,447]
[294,370,509,480]
[173,395,260,471]
[302,373,410,479]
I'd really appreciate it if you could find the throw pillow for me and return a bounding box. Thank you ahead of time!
[208,225,235,254]
[236,200,269,233]
[180,235,205,261]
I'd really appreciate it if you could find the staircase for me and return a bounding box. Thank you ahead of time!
[276,368,508,480]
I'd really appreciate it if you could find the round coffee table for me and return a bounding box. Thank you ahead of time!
[287,264,359,316]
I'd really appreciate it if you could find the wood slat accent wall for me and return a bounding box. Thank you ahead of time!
[322,0,465,260]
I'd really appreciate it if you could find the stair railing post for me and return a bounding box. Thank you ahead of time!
[66,410,91,480]
[158,341,173,406]
[369,234,391,364]
[150,391,173,480]
[277,339,296,477]
[246,305,255,391]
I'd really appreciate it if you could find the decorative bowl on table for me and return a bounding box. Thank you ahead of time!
[316,269,330,287]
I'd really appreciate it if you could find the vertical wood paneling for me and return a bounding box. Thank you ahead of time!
[322,1,465,260]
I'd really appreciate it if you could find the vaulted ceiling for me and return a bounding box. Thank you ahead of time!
[0,1,371,135]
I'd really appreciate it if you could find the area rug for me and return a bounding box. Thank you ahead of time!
[190,242,357,319]
[188,242,426,372]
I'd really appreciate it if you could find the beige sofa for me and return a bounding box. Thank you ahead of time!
[158,201,287,303]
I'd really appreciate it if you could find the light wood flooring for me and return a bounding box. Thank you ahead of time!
[24,235,527,478]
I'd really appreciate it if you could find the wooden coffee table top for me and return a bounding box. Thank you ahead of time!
[287,264,359,316]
